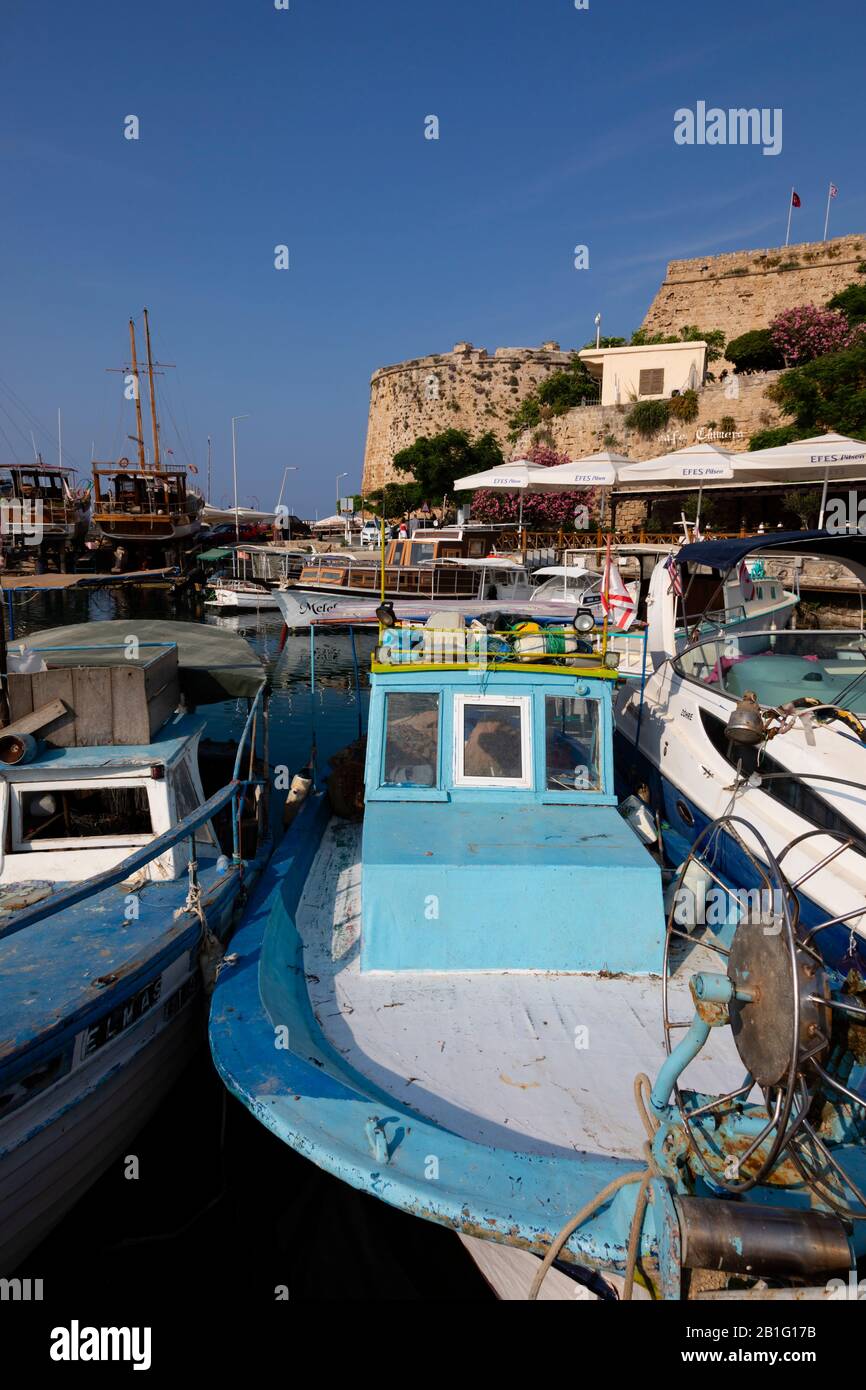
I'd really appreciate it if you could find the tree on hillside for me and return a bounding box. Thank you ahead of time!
[507,356,598,439]
[391,428,503,502]
[769,305,859,366]
[630,324,726,363]
[725,328,784,373]
[464,443,596,529]
[827,282,866,328]
[766,339,866,438]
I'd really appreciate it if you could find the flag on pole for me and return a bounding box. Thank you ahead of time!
[738,560,756,601]
[785,188,800,246]
[663,553,683,598]
[824,182,838,240]
[600,557,637,631]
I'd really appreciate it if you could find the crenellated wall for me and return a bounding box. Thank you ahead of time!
[641,234,865,362]
[361,234,865,490]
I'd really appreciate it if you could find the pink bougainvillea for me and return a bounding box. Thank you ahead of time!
[769,305,860,366]
[468,443,597,528]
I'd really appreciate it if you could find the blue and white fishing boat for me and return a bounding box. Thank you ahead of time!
[616,531,866,975]
[211,618,866,1299]
[0,620,275,1272]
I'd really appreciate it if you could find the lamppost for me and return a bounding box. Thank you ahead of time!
[336,471,348,543]
[231,414,250,541]
[276,465,298,540]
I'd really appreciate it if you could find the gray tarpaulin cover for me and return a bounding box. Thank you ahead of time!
[10,620,265,704]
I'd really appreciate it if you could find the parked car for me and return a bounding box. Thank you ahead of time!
[360,519,385,548]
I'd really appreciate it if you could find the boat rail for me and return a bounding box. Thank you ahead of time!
[0,683,267,942]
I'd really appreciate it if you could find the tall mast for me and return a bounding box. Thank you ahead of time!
[143,307,161,470]
[128,318,147,468]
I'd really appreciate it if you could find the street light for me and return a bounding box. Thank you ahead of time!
[336,471,348,544]
[276,465,298,541]
[231,414,250,541]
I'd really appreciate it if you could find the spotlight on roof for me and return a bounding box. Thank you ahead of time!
[376,601,397,629]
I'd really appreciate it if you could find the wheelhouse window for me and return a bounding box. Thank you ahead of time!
[453,694,531,788]
[14,783,153,850]
[382,692,440,787]
[545,697,602,792]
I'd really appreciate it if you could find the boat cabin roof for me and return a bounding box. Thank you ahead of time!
[0,714,205,780]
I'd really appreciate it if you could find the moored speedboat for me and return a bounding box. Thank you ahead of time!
[615,530,866,973]
[0,621,275,1271]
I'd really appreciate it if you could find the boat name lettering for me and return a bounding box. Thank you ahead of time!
[82,978,162,1057]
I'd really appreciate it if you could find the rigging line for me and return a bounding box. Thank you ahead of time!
[0,400,34,451]
[0,376,83,468]
[0,420,21,462]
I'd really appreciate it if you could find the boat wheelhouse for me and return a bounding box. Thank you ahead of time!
[0,462,88,554]
[91,462,201,542]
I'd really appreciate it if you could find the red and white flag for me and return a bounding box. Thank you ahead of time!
[738,560,756,601]
[602,541,637,631]
[791,190,801,208]
[829,183,839,199]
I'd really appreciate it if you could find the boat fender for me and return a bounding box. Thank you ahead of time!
[283,772,312,827]
[663,860,714,932]
[618,795,657,845]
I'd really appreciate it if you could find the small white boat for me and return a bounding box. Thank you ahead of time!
[205,578,282,611]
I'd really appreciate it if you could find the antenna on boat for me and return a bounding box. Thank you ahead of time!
[143,308,161,471]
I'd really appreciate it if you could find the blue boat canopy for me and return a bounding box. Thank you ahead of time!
[676,529,866,582]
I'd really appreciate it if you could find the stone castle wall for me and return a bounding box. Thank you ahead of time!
[512,371,783,464]
[362,342,581,492]
[362,234,864,491]
[641,233,865,361]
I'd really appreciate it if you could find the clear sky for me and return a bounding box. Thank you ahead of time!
[1,0,863,516]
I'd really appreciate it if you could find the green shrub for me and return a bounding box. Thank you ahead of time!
[668,389,699,422]
[827,282,866,327]
[748,425,800,450]
[725,328,784,372]
[624,399,671,437]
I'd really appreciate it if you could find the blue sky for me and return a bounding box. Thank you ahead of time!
[1,0,863,515]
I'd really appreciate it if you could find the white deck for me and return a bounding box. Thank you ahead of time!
[295,819,743,1160]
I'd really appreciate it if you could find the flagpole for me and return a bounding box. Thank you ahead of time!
[823,183,832,241]
[785,187,794,247]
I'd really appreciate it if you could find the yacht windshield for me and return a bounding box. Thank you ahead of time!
[674,630,866,714]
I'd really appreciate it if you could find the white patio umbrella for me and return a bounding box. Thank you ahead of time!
[727,433,866,527]
[538,450,632,527]
[453,458,556,529]
[617,443,734,532]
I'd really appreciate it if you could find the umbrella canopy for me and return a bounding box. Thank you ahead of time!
[617,442,734,484]
[728,433,866,528]
[730,432,866,481]
[537,450,631,488]
[453,459,553,492]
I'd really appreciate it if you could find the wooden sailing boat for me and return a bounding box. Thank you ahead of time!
[92,311,203,544]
